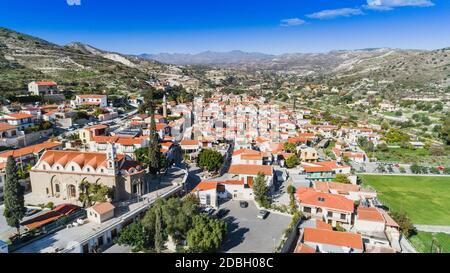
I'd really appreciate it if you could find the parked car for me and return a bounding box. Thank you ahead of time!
[257,210,269,219]
[24,208,40,217]
[239,201,248,208]
[203,207,215,216]
[214,209,229,219]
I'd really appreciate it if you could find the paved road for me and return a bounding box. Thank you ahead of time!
[400,236,418,253]
[219,200,291,253]
[414,225,450,234]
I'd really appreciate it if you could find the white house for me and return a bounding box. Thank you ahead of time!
[71,95,108,108]
[302,227,364,253]
[28,81,59,96]
[296,188,355,227]
[87,202,115,224]
[191,180,253,208]
[228,164,274,189]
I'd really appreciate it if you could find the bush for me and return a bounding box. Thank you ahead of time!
[285,154,299,168]
[390,211,416,238]
[287,185,296,195]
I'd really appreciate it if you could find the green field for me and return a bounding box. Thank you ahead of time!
[360,175,450,225]
[374,147,450,166]
[409,231,450,253]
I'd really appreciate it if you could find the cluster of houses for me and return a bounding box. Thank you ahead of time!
[185,94,401,253]
[1,87,401,253]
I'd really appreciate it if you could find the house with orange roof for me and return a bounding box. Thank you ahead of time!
[228,164,274,190]
[180,139,200,155]
[313,181,377,201]
[191,180,253,207]
[79,124,108,144]
[354,207,401,251]
[71,94,108,108]
[231,148,264,165]
[0,122,25,148]
[0,141,63,167]
[301,161,351,182]
[296,188,355,227]
[28,81,59,96]
[301,227,364,253]
[1,112,37,130]
[87,202,115,224]
[89,135,149,158]
[29,143,147,204]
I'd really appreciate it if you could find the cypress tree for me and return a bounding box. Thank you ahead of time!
[148,110,163,175]
[3,156,26,234]
[145,88,163,175]
[154,206,163,253]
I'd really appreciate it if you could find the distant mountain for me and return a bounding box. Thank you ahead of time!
[139,50,275,65]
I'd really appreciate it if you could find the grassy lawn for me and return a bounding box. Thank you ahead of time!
[360,175,450,225]
[374,147,450,166]
[409,231,450,253]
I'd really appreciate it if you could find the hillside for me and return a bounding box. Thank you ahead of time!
[0,27,172,95]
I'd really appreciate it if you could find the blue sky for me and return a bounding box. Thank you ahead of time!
[1,0,449,54]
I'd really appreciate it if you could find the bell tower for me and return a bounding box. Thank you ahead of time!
[106,142,117,173]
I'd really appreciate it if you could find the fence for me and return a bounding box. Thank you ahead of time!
[280,217,303,253]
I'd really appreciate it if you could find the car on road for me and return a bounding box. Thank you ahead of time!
[214,209,230,219]
[239,201,248,208]
[257,210,269,219]
[203,207,215,216]
[25,208,40,217]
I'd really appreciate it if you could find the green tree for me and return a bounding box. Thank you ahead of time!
[115,222,151,252]
[385,128,410,143]
[333,174,351,184]
[197,149,223,172]
[390,211,416,238]
[3,156,26,234]
[283,142,296,153]
[285,154,299,168]
[154,206,164,253]
[381,120,390,130]
[148,112,164,175]
[78,179,113,207]
[440,114,450,145]
[186,214,227,253]
[252,172,271,208]
[376,142,389,152]
[286,184,296,195]
[410,164,422,174]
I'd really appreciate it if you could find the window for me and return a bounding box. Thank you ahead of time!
[43,165,46,170]
[56,166,60,170]
[327,211,333,217]
[55,184,60,193]
[303,207,311,213]
[340,213,346,220]
[72,166,75,171]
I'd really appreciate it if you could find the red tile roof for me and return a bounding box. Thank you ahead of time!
[314,181,360,193]
[0,122,18,132]
[4,113,34,120]
[35,81,57,86]
[91,202,115,215]
[180,139,199,146]
[295,244,316,253]
[357,207,385,223]
[228,164,273,176]
[296,188,354,213]
[303,227,363,250]
[0,141,61,159]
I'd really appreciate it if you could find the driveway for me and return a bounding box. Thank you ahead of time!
[219,200,291,253]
